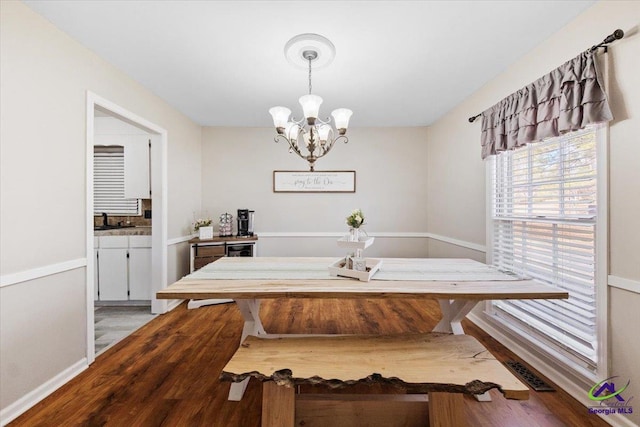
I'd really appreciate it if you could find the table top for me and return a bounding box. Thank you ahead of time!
[156,257,568,301]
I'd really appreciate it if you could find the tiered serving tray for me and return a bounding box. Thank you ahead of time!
[329,236,382,282]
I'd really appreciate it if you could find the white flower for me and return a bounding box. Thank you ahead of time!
[346,208,365,229]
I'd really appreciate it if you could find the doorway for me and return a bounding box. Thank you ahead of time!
[86,92,168,364]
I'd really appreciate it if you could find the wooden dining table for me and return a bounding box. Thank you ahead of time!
[157,256,568,400]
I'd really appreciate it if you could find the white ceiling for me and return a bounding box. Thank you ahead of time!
[24,0,596,127]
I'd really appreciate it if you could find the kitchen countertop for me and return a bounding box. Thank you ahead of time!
[94,226,152,236]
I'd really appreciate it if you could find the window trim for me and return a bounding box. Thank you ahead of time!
[484,124,608,383]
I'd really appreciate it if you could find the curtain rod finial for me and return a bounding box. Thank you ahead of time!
[604,29,624,44]
[591,29,625,51]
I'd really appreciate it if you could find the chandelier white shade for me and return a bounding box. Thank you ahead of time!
[331,108,353,133]
[268,106,292,129]
[298,94,323,122]
[269,34,352,171]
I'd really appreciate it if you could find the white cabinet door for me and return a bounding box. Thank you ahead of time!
[123,136,150,199]
[129,247,151,300]
[98,248,128,300]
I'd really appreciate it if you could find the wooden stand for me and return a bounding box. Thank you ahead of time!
[299,394,429,427]
[262,386,442,427]
[187,236,258,309]
[262,382,295,427]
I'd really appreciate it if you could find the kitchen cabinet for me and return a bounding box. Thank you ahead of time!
[123,136,150,199]
[128,236,152,300]
[96,235,152,301]
[97,236,129,300]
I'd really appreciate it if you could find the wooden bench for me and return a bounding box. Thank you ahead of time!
[221,333,529,427]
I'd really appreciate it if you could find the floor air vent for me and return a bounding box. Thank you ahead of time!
[504,361,555,392]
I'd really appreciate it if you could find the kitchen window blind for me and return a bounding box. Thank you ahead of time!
[94,147,140,215]
[488,126,599,372]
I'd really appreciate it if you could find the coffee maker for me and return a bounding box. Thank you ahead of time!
[237,209,254,237]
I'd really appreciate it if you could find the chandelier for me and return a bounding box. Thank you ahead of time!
[269,34,353,172]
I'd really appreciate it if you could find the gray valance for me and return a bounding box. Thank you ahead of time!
[480,50,613,159]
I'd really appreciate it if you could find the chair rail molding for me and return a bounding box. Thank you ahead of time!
[0,258,87,288]
[426,232,486,253]
[167,234,196,246]
[257,231,429,238]
[256,231,485,253]
[608,275,640,294]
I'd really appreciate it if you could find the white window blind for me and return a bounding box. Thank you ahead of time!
[489,127,599,372]
[94,147,140,215]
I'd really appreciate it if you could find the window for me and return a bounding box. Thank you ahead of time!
[94,146,140,216]
[488,125,604,377]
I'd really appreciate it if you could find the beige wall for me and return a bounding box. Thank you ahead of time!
[427,1,640,424]
[201,127,430,256]
[257,237,430,259]
[427,240,485,263]
[0,0,201,414]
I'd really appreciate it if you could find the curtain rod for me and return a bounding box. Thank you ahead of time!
[467,29,624,123]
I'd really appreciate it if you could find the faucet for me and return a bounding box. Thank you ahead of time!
[102,212,108,227]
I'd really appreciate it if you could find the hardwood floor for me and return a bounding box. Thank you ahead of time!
[10,299,609,426]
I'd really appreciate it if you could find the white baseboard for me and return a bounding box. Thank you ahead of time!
[0,358,88,426]
[468,313,636,427]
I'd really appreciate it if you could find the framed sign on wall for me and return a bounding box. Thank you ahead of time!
[273,171,356,193]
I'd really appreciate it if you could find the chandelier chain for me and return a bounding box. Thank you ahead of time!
[308,57,312,95]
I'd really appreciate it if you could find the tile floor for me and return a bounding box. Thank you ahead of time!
[94,306,156,355]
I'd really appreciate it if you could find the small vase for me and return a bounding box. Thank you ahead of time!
[348,227,360,242]
[199,226,214,240]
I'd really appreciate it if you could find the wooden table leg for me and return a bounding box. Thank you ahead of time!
[433,299,491,402]
[262,382,295,427]
[433,300,492,402]
[229,299,267,401]
[428,392,466,427]
[433,299,478,335]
